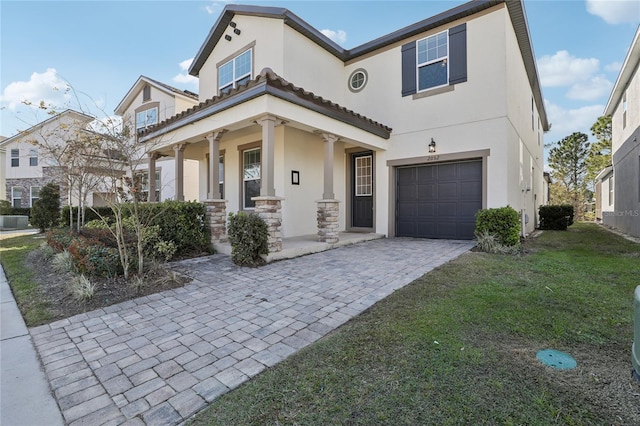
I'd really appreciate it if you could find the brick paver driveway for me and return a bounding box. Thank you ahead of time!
[30,238,474,425]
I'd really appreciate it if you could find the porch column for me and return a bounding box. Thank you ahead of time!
[173,143,186,201]
[255,114,277,197]
[206,130,226,200]
[147,152,159,202]
[317,133,340,243]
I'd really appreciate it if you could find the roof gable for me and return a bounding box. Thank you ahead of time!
[0,109,95,147]
[188,0,548,130]
[114,75,199,116]
[605,25,640,116]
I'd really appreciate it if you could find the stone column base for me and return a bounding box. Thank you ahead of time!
[252,196,285,252]
[317,199,340,243]
[204,199,227,244]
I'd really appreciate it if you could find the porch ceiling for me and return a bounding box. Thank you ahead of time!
[139,68,392,153]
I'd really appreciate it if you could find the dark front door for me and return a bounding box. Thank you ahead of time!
[396,160,482,239]
[352,152,373,228]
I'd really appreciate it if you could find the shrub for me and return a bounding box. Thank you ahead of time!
[46,228,76,253]
[227,212,269,267]
[30,183,61,232]
[51,250,74,273]
[69,274,95,301]
[475,206,521,247]
[47,228,122,276]
[0,201,31,217]
[61,206,114,226]
[539,205,574,230]
[475,230,521,255]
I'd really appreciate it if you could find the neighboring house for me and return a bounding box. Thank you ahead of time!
[138,0,548,252]
[0,136,6,201]
[114,76,201,202]
[1,109,97,208]
[603,26,640,237]
[594,166,614,222]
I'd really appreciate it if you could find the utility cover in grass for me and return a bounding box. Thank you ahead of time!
[536,349,577,370]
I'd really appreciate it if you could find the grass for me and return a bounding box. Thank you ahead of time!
[190,223,640,425]
[0,232,54,325]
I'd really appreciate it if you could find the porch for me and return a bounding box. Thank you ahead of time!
[213,231,385,263]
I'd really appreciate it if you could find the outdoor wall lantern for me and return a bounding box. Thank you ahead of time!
[291,170,300,185]
[428,138,437,153]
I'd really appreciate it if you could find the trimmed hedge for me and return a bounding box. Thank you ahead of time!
[539,205,574,230]
[61,206,114,226]
[475,206,521,246]
[227,212,268,267]
[62,201,211,258]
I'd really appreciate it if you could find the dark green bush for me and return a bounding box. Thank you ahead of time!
[62,201,211,258]
[475,206,521,247]
[61,206,114,226]
[539,205,574,230]
[30,183,61,232]
[0,199,31,217]
[227,212,268,267]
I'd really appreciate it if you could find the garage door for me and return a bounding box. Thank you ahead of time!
[396,160,482,239]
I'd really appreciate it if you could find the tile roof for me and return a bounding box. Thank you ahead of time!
[142,76,199,100]
[139,68,392,141]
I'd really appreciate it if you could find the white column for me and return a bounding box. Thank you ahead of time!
[206,130,226,200]
[147,152,159,202]
[173,143,186,201]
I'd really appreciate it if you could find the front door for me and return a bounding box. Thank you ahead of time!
[352,152,373,228]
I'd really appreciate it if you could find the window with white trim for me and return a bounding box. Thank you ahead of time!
[609,175,614,206]
[355,155,372,196]
[11,187,22,208]
[139,170,161,202]
[29,148,38,166]
[219,154,225,199]
[30,186,40,207]
[416,31,448,91]
[11,149,19,167]
[219,49,252,94]
[623,91,627,129]
[136,107,158,131]
[242,148,260,209]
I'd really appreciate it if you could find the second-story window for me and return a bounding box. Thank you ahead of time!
[416,30,448,91]
[136,107,158,131]
[11,149,19,167]
[218,49,252,94]
[29,148,38,166]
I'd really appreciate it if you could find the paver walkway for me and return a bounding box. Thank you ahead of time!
[29,238,474,425]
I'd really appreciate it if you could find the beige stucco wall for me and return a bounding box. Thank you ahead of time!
[198,15,285,101]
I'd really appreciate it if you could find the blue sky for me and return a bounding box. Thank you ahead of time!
[1,0,639,155]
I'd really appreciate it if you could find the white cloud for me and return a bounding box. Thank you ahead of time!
[321,29,347,45]
[586,0,640,24]
[205,0,229,15]
[0,68,71,110]
[566,75,613,101]
[172,58,198,85]
[544,100,604,143]
[537,50,599,87]
[605,61,623,73]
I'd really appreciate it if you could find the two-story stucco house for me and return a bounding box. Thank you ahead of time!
[114,76,201,202]
[137,0,548,253]
[603,26,640,238]
[1,109,97,208]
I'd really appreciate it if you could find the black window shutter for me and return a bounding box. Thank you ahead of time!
[401,41,417,97]
[449,23,467,85]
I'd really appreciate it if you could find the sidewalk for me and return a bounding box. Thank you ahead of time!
[0,266,64,426]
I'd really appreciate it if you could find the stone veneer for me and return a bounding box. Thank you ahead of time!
[253,196,284,252]
[317,200,340,243]
[204,199,227,243]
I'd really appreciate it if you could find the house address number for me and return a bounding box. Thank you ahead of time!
[425,155,439,161]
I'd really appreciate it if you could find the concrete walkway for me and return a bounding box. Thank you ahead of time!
[12,238,473,425]
[1,266,64,426]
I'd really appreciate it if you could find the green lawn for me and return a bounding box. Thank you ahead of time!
[190,223,640,425]
[0,232,54,325]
